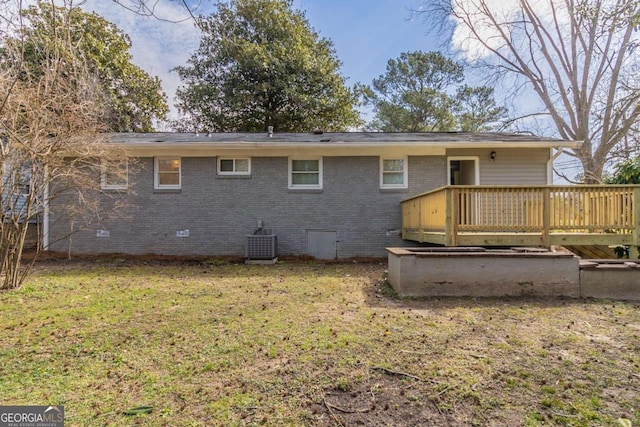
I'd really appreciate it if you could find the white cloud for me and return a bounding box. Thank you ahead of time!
[450,0,571,61]
[82,0,203,122]
[3,0,200,125]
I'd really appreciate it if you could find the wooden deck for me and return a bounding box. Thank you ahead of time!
[401,185,640,258]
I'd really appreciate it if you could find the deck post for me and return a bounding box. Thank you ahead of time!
[417,198,423,242]
[632,187,640,259]
[401,202,407,240]
[542,187,551,248]
[444,187,458,246]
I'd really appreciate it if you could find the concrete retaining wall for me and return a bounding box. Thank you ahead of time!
[387,247,581,298]
[387,248,640,300]
[580,260,640,300]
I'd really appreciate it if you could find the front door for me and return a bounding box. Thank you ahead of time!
[306,230,337,260]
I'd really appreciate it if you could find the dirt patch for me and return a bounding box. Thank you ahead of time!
[310,374,460,426]
[27,251,385,269]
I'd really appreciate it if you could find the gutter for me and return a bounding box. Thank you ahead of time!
[110,139,584,150]
[42,167,49,250]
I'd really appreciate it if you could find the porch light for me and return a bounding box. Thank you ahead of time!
[490,151,497,161]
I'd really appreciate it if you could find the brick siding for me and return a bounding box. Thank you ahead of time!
[48,155,445,258]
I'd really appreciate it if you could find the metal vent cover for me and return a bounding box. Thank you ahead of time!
[245,229,277,260]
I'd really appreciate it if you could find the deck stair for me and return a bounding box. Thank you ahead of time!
[562,245,618,260]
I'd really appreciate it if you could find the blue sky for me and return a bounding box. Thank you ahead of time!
[297,0,438,89]
[84,0,438,123]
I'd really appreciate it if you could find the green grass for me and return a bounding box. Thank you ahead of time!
[1,259,639,426]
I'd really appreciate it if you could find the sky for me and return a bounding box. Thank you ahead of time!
[82,0,440,124]
[79,0,584,180]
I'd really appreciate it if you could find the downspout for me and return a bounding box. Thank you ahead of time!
[42,166,49,250]
[547,148,563,185]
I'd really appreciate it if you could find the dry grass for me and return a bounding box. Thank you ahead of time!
[1,257,639,426]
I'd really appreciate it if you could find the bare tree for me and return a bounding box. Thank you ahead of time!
[109,0,203,22]
[0,0,129,289]
[418,0,640,183]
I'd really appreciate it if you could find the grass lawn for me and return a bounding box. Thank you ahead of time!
[1,257,639,426]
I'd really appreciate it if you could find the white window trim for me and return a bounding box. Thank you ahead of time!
[154,157,181,190]
[217,157,251,176]
[101,160,128,190]
[380,156,408,189]
[288,157,323,190]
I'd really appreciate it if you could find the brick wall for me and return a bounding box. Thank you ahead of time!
[48,155,446,258]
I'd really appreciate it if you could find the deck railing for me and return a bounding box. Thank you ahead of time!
[402,185,640,252]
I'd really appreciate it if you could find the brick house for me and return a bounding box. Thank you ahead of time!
[45,132,580,259]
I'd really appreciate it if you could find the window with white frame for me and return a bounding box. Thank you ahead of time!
[380,157,408,188]
[101,159,128,190]
[218,157,251,175]
[154,157,181,189]
[289,157,322,189]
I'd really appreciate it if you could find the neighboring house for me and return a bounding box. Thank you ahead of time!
[2,162,39,224]
[46,132,581,259]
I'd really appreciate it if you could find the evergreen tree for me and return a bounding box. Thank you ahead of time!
[364,51,506,132]
[173,0,361,132]
[7,2,169,132]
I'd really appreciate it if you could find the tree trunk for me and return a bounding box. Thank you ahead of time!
[581,156,603,184]
[0,221,31,290]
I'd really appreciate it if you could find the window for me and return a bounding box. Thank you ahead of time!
[154,157,181,189]
[101,160,128,190]
[380,157,407,188]
[3,162,32,195]
[218,157,251,175]
[289,157,322,189]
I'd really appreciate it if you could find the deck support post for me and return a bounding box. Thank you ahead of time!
[542,187,551,248]
[401,202,408,240]
[445,187,458,247]
[417,198,423,243]
[632,188,640,259]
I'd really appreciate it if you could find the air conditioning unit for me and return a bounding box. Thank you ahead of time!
[246,229,277,263]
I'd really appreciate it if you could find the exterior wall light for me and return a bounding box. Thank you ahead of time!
[490,151,497,161]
